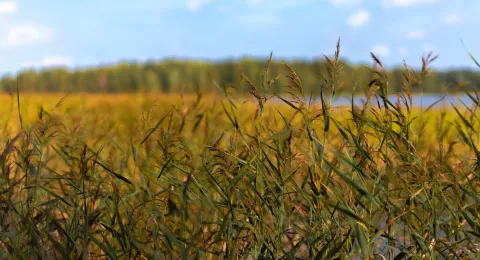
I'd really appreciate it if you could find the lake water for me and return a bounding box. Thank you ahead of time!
[331,94,476,108]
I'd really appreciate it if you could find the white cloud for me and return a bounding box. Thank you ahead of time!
[444,14,460,25]
[22,56,74,69]
[372,44,390,57]
[406,30,424,39]
[0,1,16,14]
[347,10,370,28]
[5,23,53,47]
[384,0,438,7]
[41,56,74,67]
[186,0,212,11]
[331,0,362,5]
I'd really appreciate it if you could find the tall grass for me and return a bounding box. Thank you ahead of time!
[0,40,479,259]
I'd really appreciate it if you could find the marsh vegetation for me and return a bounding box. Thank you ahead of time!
[0,40,479,259]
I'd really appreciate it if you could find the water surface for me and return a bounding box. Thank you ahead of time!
[331,94,475,108]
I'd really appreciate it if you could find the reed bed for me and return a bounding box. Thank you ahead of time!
[0,40,479,259]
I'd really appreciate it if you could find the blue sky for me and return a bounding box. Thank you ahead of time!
[0,0,477,74]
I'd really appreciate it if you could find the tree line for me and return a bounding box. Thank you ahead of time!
[1,58,478,94]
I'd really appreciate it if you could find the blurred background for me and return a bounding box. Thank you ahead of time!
[0,0,477,93]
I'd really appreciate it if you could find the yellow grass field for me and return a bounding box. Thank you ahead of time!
[0,90,479,258]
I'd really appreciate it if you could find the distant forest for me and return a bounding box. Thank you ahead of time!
[1,58,479,94]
